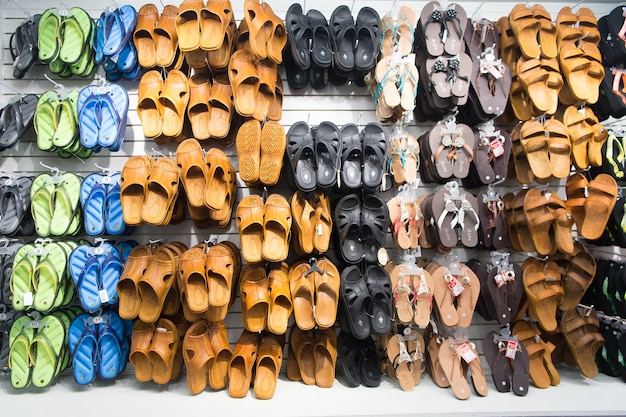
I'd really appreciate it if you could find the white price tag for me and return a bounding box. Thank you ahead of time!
[99,289,110,304]
[446,276,465,297]
[505,340,518,359]
[456,342,477,363]
[317,224,323,236]
[490,140,504,158]
[23,292,33,307]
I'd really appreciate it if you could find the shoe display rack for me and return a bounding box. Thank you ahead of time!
[1,1,626,416]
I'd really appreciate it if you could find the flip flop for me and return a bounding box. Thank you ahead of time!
[34,91,61,152]
[98,312,127,379]
[32,242,67,313]
[30,313,67,387]
[98,84,129,148]
[77,86,101,149]
[69,247,102,311]
[10,15,41,79]
[387,334,415,391]
[105,175,126,235]
[68,313,97,384]
[48,172,82,236]
[102,5,138,57]
[100,251,123,306]
[58,8,94,65]
[52,91,79,150]
[0,94,39,150]
[0,177,32,237]
[38,8,61,63]
[8,315,35,388]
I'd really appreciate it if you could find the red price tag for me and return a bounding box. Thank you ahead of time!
[505,340,518,359]
[490,139,505,158]
[446,276,465,297]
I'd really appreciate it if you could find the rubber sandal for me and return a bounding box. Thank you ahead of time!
[128,320,154,382]
[339,123,362,191]
[361,122,388,192]
[176,0,203,52]
[207,74,234,140]
[98,312,128,379]
[258,120,285,187]
[148,317,181,384]
[298,9,328,70]
[99,250,123,307]
[68,313,97,384]
[98,83,128,148]
[337,331,363,387]
[267,262,291,335]
[259,2,285,65]
[137,246,179,323]
[182,321,214,395]
[117,245,152,320]
[330,5,356,73]
[236,119,261,185]
[334,194,362,263]
[0,177,32,237]
[236,195,264,263]
[228,330,258,398]
[286,121,316,192]
[83,181,106,235]
[37,8,62,64]
[419,2,445,57]
[133,4,158,68]
[204,148,232,212]
[354,7,380,72]
[34,91,61,152]
[176,138,207,208]
[58,7,93,66]
[365,264,392,335]
[141,157,179,226]
[105,174,126,235]
[361,194,389,263]
[154,5,179,68]
[159,70,189,138]
[69,247,101,311]
[120,156,153,226]
[10,15,41,79]
[243,0,271,60]
[289,262,315,331]
[228,49,259,117]
[312,121,340,188]
[262,194,291,262]
[240,263,268,331]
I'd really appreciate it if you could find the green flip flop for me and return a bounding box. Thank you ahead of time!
[49,173,82,236]
[52,91,79,150]
[57,242,77,307]
[38,8,61,64]
[51,310,73,372]
[32,243,68,313]
[29,313,67,388]
[8,315,36,388]
[30,174,55,237]
[34,91,61,152]
[10,245,36,311]
[58,8,93,65]
[48,56,66,76]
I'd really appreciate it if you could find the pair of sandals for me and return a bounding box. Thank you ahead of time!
[9,14,41,79]
[69,311,132,384]
[0,94,38,152]
[483,329,530,395]
[287,325,337,388]
[78,83,129,152]
[38,7,96,78]
[596,315,626,382]
[95,5,141,81]
[334,193,389,264]
[284,4,380,90]
[8,307,83,389]
[35,89,93,159]
[0,176,34,237]
[337,330,380,388]
[475,188,509,250]
[287,121,388,193]
[419,121,474,183]
[31,172,83,237]
[69,242,129,312]
[469,254,523,325]
[339,263,392,340]
[0,242,24,374]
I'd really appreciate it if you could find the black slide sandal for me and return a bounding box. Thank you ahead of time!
[334,194,362,263]
[354,7,380,72]
[359,335,381,387]
[309,64,327,90]
[286,121,316,192]
[336,331,362,387]
[283,39,309,90]
[361,194,389,263]
[339,264,371,339]
[307,9,332,69]
[361,122,388,192]
[330,5,356,73]
[314,121,340,188]
[365,264,392,336]
[286,3,313,70]
[339,123,362,191]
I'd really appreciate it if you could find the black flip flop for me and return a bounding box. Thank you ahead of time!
[354,7,380,72]
[314,121,340,188]
[286,121,316,192]
[0,94,38,151]
[334,194,362,264]
[0,177,33,237]
[283,39,309,90]
[361,194,388,264]
[339,264,371,339]
[330,5,356,73]
[10,14,41,79]
[339,123,362,191]
[307,9,332,69]
[285,3,313,70]
[365,264,392,336]
[1,254,16,306]
[361,122,388,193]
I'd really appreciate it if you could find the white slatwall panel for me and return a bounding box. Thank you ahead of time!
[1,1,625,415]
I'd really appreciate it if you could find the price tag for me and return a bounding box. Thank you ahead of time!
[486,64,503,79]
[101,176,112,184]
[156,327,167,333]
[59,9,69,16]
[94,247,104,255]
[446,275,465,297]
[99,289,110,304]
[505,340,518,359]
[490,139,505,158]
[494,271,507,288]
[317,224,323,236]
[23,292,33,307]
[29,320,39,329]
[92,316,104,325]
[456,342,477,363]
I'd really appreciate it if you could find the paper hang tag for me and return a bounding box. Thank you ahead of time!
[456,342,477,363]
[494,271,507,288]
[505,340,518,359]
[446,275,465,297]
[490,139,505,158]
[99,289,110,304]
[23,292,33,307]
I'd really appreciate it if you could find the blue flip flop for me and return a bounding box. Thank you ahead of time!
[84,183,106,236]
[104,173,126,235]
[68,313,98,384]
[80,173,103,210]
[93,15,106,64]
[99,250,122,305]
[98,311,126,379]
[77,86,102,149]
[69,245,101,311]
[116,40,137,73]
[102,5,138,57]
[99,84,128,149]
